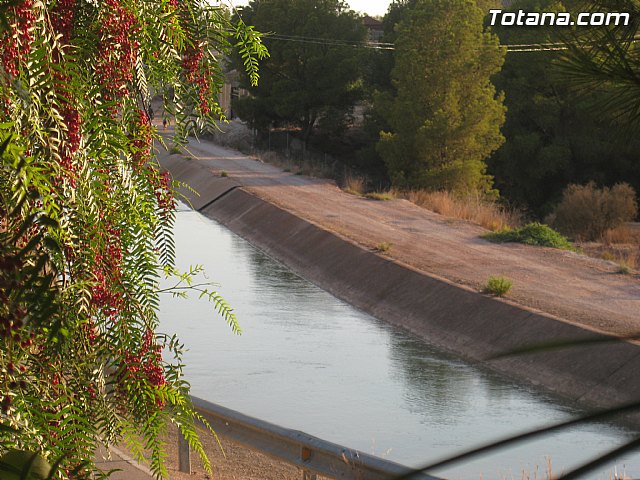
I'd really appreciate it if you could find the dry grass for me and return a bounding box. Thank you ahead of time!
[620,250,638,269]
[394,189,521,231]
[343,174,365,196]
[602,224,640,245]
[578,223,640,273]
[514,456,558,480]
[611,249,637,272]
[579,243,639,273]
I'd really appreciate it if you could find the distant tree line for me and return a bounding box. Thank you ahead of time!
[232,0,640,218]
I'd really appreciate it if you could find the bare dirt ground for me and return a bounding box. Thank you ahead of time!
[134,424,331,480]
[160,424,308,480]
[176,137,640,338]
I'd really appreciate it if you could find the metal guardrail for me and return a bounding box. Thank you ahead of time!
[179,396,441,480]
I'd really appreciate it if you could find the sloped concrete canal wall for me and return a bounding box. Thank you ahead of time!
[161,153,640,417]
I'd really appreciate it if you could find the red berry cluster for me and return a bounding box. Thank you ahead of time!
[95,0,140,104]
[0,305,34,349]
[0,0,36,77]
[1,393,11,413]
[50,0,77,46]
[49,0,81,188]
[121,328,167,407]
[181,47,203,81]
[82,320,99,346]
[2,362,28,413]
[182,46,212,115]
[129,110,152,169]
[141,328,166,388]
[148,168,176,217]
[90,222,123,318]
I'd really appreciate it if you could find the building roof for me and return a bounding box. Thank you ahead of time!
[362,15,383,31]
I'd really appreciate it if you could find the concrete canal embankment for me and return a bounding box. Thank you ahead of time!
[159,151,640,417]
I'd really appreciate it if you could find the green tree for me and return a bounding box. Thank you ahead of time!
[0,1,266,478]
[233,0,366,144]
[377,0,506,192]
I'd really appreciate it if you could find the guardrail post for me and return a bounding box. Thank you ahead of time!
[178,431,191,474]
[301,446,317,480]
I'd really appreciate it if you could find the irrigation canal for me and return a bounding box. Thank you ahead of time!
[159,204,640,479]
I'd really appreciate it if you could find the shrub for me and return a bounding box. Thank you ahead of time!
[550,182,638,241]
[483,276,513,296]
[483,222,574,250]
[220,171,229,177]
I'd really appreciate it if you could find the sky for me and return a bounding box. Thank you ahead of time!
[228,0,392,17]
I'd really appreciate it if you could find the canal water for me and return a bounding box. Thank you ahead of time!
[160,205,639,479]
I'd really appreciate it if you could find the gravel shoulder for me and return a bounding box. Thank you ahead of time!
[177,138,640,338]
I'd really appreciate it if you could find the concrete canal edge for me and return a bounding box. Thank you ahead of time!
[160,153,640,418]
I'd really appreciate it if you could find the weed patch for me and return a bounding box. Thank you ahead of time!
[483,276,512,297]
[365,192,394,201]
[617,263,632,275]
[375,242,392,253]
[483,223,574,250]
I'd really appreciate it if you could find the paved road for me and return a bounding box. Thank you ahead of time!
[95,445,154,480]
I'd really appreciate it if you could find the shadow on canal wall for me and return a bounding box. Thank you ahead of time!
[160,152,640,418]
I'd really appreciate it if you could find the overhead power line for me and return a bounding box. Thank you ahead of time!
[261,32,573,53]
[260,32,640,53]
[263,33,395,50]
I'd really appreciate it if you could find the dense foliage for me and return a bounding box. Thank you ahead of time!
[232,0,366,144]
[488,0,640,216]
[0,0,266,478]
[376,0,506,193]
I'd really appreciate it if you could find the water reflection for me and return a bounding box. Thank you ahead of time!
[246,246,311,290]
[389,334,475,422]
[160,208,639,479]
